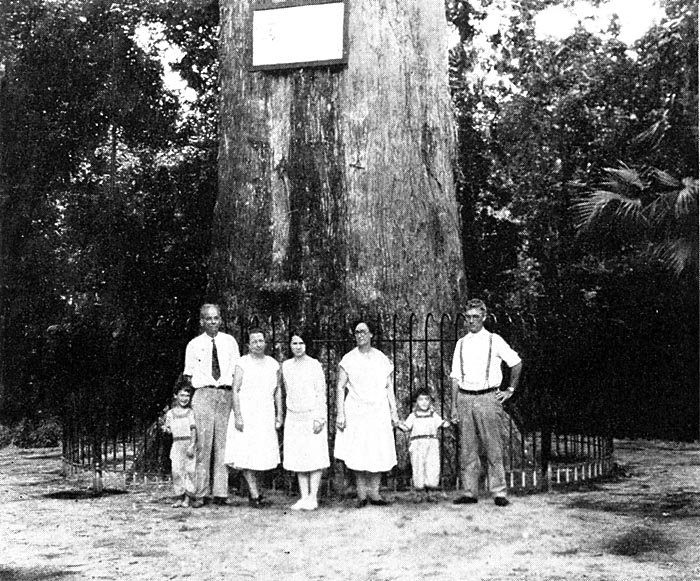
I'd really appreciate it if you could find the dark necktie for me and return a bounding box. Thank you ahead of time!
[211,338,221,381]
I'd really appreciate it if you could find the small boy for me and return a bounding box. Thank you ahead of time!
[398,389,450,502]
[162,384,197,508]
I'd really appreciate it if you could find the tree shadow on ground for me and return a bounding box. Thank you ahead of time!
[604,526,677,557]
[42,489,128,500]
[566,491,700,519]
[12,478,67,488]
[18,453,62,460]
[0,566,73,580]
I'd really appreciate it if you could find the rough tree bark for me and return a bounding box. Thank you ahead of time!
[214,0,465,321]
[0,66,7,403]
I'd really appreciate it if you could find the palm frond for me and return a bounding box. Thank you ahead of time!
[647,191,677,229]
[574,164,697,279]
[573,189,645,232]
[603,165,645,190]
[675,178,699,219]
[632,114,670,150]
[653,238,697,277]
[653,169,681,189]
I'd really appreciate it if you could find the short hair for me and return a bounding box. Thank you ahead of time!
[413,388,433,403]
[173,374,193,396]
[465,299,488,314]
[247,327,265,342]
[199,303,221,318]
[289,330,309,343]
[289,329,317,356]
[351,319,376,335]
[408,388,434,409]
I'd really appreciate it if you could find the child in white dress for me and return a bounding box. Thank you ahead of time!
[398,389,450,502]
[162,385,198,508]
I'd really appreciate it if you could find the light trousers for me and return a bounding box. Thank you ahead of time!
[456,390,507,498]
[409,438,441,489]
[192,387,232,499]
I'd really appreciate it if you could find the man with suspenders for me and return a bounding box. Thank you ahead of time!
[449,299,523,506]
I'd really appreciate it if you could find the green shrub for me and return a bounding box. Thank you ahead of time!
[12,417,63,448]
[0,424,12,448]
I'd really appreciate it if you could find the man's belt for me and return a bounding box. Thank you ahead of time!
[459,386,498,395]
[172,436,192,441]
[410,434,438,441]
[199,385,232,391]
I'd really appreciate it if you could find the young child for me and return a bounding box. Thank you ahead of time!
[398,389,450,502]
[162,384,197,508]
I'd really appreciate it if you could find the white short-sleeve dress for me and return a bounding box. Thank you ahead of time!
[333,347,397,472]
[224,354,280,471]
[282,356,330,472]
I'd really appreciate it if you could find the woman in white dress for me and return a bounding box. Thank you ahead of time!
[282,332,330,511]
[334,321,399,507]
[224,328,283,507]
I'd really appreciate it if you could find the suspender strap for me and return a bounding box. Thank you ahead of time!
[460,333,493,389]
[485,333,493,386]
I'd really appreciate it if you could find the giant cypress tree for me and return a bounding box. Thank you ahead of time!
[214,0,465,322]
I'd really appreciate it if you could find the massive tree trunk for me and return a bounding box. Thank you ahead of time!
[0,66,7,404]
[214,0,465,322]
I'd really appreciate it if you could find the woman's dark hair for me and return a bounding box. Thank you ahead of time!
[288,329,316,357]
[351,319,377,335]
[288,329,308,343]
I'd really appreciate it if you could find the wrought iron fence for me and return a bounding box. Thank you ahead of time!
[61,311,614,493]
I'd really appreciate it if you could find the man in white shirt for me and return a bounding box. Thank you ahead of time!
[183,304,240,507]
[449,299,522,506]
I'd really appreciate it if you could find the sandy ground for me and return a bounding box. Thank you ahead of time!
[0,439,699,581]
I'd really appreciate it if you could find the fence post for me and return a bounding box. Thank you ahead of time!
[92,429,104,494]
[541,429,551,492]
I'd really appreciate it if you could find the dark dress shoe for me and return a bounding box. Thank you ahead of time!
[453,495,478,505]
[355,498,368,508]
[213,497,231,506]
[190,499,204,508]
[494,497,510,507]
[368,497,391,506]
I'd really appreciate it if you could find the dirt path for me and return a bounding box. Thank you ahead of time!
[1,439,699,580]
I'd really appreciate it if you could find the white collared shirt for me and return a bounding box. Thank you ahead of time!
[449,329,521,390]
[184,331,240,388]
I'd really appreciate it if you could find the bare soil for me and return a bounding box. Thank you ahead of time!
[1,439,699,580]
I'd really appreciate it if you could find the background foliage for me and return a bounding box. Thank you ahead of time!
[448,0,698,440]
[0,0,219,432]
[0,0,697,443]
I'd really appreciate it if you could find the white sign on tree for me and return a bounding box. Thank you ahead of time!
[251,0,348,70]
